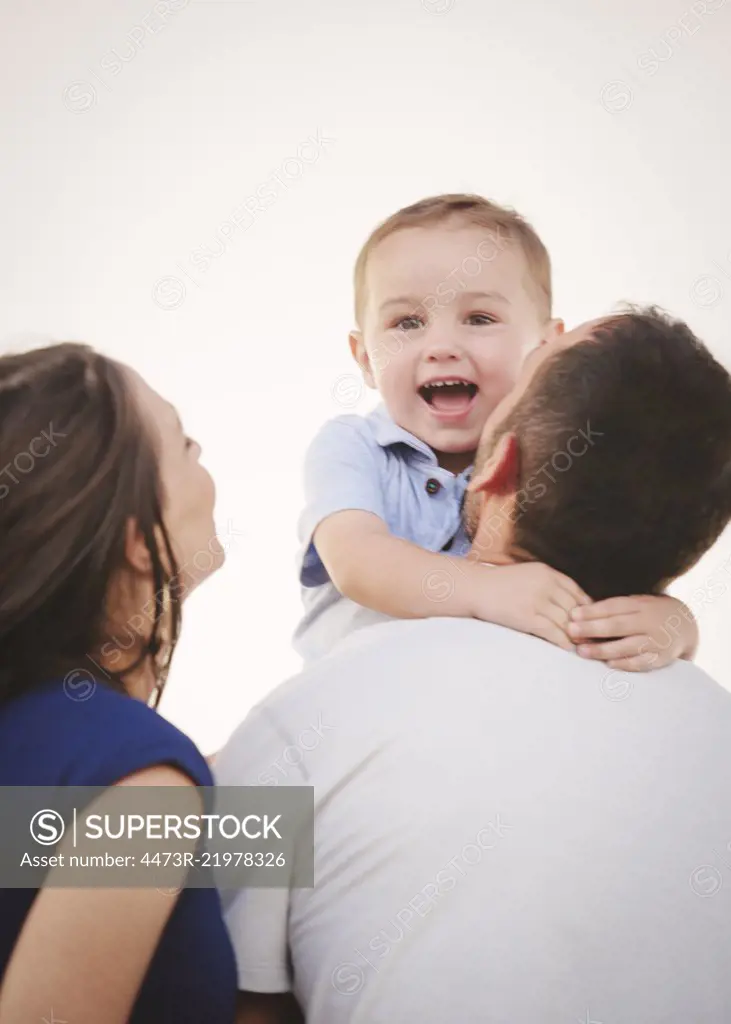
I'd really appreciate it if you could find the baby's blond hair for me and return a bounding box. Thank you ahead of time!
[353,193,552,326]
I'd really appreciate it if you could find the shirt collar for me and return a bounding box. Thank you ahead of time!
[366,405,473,481]
[367,404,434,458]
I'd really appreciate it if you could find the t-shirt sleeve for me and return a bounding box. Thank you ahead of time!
[221,886,291,993]
[214,704,307,993]
[298,416,387,587]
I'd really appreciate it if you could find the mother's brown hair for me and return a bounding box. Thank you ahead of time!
[0,342,181,707]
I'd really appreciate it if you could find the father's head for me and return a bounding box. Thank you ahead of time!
[464,306,731,599]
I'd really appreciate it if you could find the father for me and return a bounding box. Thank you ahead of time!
[220,307,731,1023]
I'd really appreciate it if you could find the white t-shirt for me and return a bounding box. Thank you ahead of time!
[216,617,731,1023]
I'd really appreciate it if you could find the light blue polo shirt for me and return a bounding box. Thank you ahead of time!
[293,404,473,662]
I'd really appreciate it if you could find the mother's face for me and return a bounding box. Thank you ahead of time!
[127,368,223,596]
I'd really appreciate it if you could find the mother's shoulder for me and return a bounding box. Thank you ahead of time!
[3,677,168,729]
[0,679,210,788]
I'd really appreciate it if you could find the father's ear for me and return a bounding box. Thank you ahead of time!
[467,433,520,497]
[348,330,376,389]
[546,317,565,341]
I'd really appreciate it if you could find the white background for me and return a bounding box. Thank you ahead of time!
[1,0,729,753]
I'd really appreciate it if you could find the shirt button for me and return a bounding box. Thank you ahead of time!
[425,478,441,496]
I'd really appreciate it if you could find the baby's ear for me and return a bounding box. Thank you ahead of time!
[349,331,376,389]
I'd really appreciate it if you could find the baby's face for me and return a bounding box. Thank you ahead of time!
[353,223,556,473]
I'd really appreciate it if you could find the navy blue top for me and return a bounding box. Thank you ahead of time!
[0,680,237,1023]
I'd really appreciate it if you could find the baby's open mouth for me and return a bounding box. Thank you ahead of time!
[418,379,478,414]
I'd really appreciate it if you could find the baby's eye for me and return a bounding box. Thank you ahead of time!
[466,312,498,326]
[393,315,424,331]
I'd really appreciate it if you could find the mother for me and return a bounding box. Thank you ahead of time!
[0,343,237,1022]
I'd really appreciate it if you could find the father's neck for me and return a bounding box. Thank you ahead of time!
[466,491,521,566]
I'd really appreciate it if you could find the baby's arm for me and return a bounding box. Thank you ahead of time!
[314,508,476,618]
[300,416,589,650]
[314,509,589,650]
[568,593,698,670]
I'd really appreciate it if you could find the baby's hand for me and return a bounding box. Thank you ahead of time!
[568,594,698,671]
[468,561,591,651]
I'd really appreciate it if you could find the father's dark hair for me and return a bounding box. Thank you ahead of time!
[497,306,731,599]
